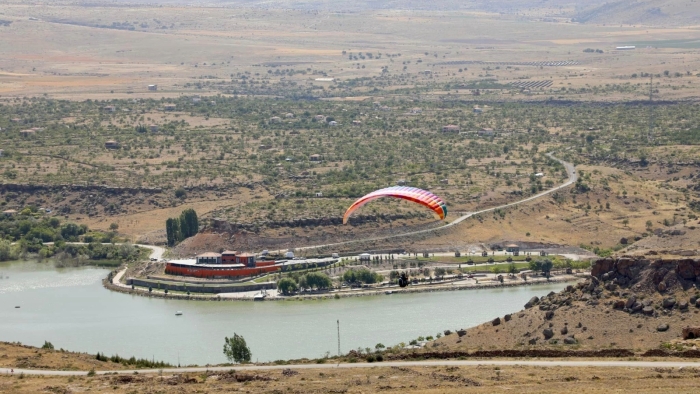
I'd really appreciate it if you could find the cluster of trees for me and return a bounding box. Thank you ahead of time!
[342,268,383,284]
[0,213,135,262]
[528,258,554,277]
[277,271,333,295]
[95,352,172,368]
[165,208,199,246]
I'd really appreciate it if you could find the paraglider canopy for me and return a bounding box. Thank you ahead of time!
[343,186,447,224]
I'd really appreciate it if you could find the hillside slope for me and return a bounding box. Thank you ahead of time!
[434,256,700,352]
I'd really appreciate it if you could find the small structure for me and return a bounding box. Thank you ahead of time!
[315,192,323,197]
[285,113,295,118]
[410,107,422,114]
[440,179,449,185]
[314,115,326,121]
[3,209,17,216]
[315,77,335,82]
[0,149,4,157]
[359,253,371,261]
[505,244,519,253]
[192,96,201,103]
[164,104,176,111]
[270,116,282,123]
[616,46,636,50]
[104,140,120,149]
[534,172,544,177]
[309,154,322,162]
[196,252,222,265]
[103,106,116,113]
[149,124,158,132]
[148,84,157,91]
[10,118,22,123]
[442,125,460,133]
[473,107,483,114]
[478,128,494,136]
[19,130,36,137]
[397,179,407,186]
[328,121,338,126]
[352,120,362,126]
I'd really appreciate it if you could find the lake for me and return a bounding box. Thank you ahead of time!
[0,260,568,365]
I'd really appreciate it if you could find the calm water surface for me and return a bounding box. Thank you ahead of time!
[0,260,567,365]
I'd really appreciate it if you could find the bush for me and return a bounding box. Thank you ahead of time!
[375,354,383,362]
[366,355,376,362]
[41,341,54,350]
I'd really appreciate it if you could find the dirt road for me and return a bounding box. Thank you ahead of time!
[2,358,698,376]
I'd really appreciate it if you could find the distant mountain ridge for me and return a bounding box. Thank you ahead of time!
[94,0,700,26]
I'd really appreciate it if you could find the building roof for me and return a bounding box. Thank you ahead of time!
[197,252,222,258]
[505,244,519,248]
[221,250,238,255]
[236,253,255,258]
[3,209,17,213]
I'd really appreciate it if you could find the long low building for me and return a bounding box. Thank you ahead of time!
[165,253,338,279]
[165,251,279,279]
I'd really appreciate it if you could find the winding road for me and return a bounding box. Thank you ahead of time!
[2,359,698,376]
[289,153,577,252]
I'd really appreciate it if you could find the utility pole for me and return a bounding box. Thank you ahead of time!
[337,320,341,357]
[648,74,654,142]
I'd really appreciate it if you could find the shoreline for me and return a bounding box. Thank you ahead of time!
[103,272,587,302]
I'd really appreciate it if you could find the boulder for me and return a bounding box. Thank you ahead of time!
[543,328,554,340]
[632,302,644,312]
[613,300,625,309]
[657,323,670,332]
[528,338,538,345]
[525,296,540,309]
[658,282,667,292]
[677,259,698,280]
[616,257,637,278]
[679,301,689,310]
[625,296,637,309]
[690,296,697,305]
[504,314,512,322]
[545,311,555,320]
[662,298,676,309]
[592,258,614,278]
[457,329,467,337]
[643,307,654,316]
[492,317,501,326]
[696,299,700,308]
[564,336,577,345]
[561,326,568,335]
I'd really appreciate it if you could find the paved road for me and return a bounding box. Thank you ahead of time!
[109,244,165,288]
[2,359,698,376]
[280,153,577,253]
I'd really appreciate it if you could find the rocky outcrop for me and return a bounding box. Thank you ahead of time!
[591,257,700,291]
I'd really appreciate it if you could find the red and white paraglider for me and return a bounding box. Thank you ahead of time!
[342,186,447,225]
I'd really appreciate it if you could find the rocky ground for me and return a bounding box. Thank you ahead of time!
[432,256,700,353]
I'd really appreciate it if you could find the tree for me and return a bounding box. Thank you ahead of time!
[165,218,181,247]
[540,259,554,278]
[109,223,119,231]
[179,209,199,239]
[508,262,517,276]
[223,333,251,364]
[646,220,653,232]
[622,218,630,228]
[277,278,298,295]
[41,341,54,350]
[529,259,542,274]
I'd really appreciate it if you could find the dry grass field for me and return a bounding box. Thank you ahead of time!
[4,364,700,394]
